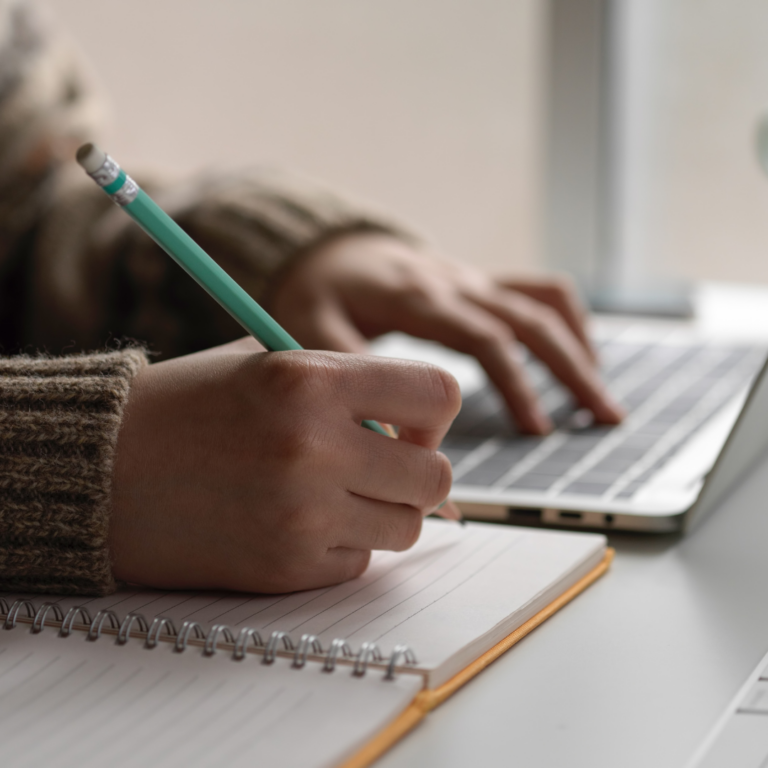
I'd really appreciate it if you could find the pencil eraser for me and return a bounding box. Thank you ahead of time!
[76,143,107,173]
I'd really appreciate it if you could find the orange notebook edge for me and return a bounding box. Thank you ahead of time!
[338,547,615,768]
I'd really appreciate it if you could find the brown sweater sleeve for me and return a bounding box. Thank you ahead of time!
[0,2,414,361]
[0,349,147,595]
[23,167,411,361]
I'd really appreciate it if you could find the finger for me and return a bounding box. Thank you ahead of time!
[334,355,462,449]
[334,496,425,551]
[500,277,597,362]
[341,429,453,509]
[477,291,624,424]
[388,297,552,433]
[287,300,369,353]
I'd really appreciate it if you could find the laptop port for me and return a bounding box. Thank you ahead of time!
[604,514,615,524]
[559,511,583,520]
[509,508,542,521]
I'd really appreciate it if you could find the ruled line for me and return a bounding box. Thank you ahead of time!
[126,679,227,760]
[281,528,456,634]
[285,530,466,635]
[8,659,87,717]
[0,651,33,684]
[371,537,525,642]
[33,666,144,754]
[235,594,295,626]
[1,663,115,747]
[319,532,497,638]
[223,691,315,763]
[0,655,59,705]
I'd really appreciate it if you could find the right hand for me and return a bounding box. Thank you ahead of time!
[271,234,624,434]
[109,337,462,594]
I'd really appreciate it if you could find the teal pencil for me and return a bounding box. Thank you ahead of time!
[75,143,392,438]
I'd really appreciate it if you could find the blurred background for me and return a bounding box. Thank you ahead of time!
[51,0,768,302]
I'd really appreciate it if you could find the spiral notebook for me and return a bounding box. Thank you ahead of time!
[0,519,612,768]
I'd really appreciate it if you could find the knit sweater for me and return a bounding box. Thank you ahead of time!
[0,2,406,595]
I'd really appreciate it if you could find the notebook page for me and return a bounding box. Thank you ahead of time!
[0,624,422,768]
[4,521,605,688]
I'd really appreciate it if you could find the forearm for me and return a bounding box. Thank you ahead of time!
[0,349,147,595]
[25,167,416,360]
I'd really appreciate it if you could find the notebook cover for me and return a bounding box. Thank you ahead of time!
[338,547,615,768]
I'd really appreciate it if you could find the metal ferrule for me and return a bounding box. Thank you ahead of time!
[110,176,139,206]
[87,154,121,187]
[87,154,139,206]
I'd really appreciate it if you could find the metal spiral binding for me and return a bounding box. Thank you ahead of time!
[117,612,149,645]
[31,602,64,633]
[354,642,384,676]
[0,598,419,679]
[203,625,235,656]
[293,634,323,668]
[175,621,206,653]
[385,644,417,681]
[3,599,35,630]
[60,606,93,638]
[233,628,264,660]
[145,616,177,649]
[88,609,120,640]
[323,638,354,672]
[263,631,295,664]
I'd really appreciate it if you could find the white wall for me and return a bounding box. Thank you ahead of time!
[615,0,768,286]
[49,0,545,274]
[47,1,768,287]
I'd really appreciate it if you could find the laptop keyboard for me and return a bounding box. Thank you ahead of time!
[441,339,766,501]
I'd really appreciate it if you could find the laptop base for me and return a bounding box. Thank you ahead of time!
[457,502,684,533]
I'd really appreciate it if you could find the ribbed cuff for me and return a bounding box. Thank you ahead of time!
[0,349,147,595]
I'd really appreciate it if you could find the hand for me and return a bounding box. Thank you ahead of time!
[271,234,625,434]
[110,337,461,593]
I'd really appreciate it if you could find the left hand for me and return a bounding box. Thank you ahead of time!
[270,233,624,434]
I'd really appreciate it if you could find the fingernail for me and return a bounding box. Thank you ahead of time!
[436,500,464,523]
[603,394,627,421]
[534,412,553,434]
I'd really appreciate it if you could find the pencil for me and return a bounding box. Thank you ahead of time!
[75,143,394,437]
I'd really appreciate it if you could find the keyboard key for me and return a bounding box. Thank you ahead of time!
[458,442,542,486]
[507,474,558,491]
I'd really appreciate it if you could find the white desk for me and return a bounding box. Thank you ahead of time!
[378,283,768,768]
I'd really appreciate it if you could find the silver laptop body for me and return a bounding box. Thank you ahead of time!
[372,319,768,533]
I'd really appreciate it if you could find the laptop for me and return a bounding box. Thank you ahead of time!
[687,645,768,767]
[372,317,768,533]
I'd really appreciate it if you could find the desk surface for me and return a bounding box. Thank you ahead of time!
[378,284,768,768]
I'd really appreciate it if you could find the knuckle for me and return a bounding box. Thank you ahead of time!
[469,323,513,355]
[259,352,338,406]
[400,511,424,550]
[250,549,314,593]
[521,305,560,338]
[550,273,576,296]
[343,550,372,581]
[432,451,454,501]
[416,450,453,508]
[399,271,440,306]
[381,509,423,552]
